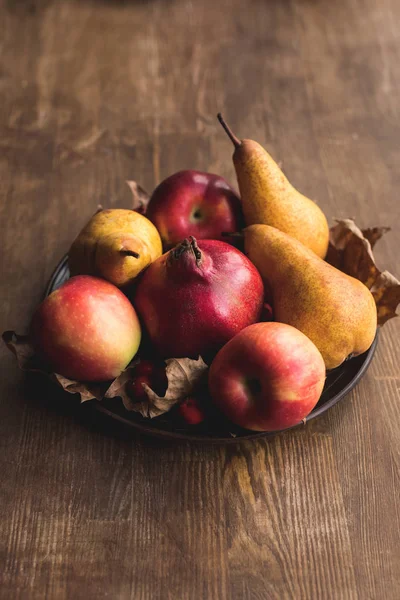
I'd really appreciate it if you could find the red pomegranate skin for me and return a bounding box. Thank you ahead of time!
[134,238,264,359]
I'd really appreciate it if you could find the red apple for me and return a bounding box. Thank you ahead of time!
[30,275,141,381]
[209,322,326,431]
[146,170,242,247]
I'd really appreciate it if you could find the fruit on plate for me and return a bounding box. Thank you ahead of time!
[243,224,377,369]
[69,209,162,287]
[30,275,141,381]
[146,170,242,248]
[178,396,206,425]
[134,237,264,359]
[127,360,168,401]
[209,322,326,431]
[217,114,329,259]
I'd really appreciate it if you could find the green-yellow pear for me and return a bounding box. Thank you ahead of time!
[243,224,377,370]
[217,114,329,259]
[69,209,162,287]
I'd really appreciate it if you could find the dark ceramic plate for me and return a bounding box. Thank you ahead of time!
[46,256,378,443]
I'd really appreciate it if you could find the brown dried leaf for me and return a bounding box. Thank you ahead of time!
[2,331,41,371]
[51,373,106,403]
[106,357,208,418]
[126,180,150,214]
[327,219,400,325]
[2,331,131,403]
[362,227,391,249]
[370,271,400,325]
[3,331,208,418]
[327,219,378,286]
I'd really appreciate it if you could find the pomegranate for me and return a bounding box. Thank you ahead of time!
[134,237,264,358]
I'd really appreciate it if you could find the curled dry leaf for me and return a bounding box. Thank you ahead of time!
[105,357,208,418]
[2,331,40,372]
[362,227,391,249]
[327,219,400,325]
[370,271,400,326]
[2,331,137,403]
[126,180,150,214]
[2,330,208,418]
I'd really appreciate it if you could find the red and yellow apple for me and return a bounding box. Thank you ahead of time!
[30,275,141,381]
[209,322,326,431]
[146,170,242,247]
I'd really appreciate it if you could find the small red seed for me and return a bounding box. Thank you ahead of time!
[178,397,205,425]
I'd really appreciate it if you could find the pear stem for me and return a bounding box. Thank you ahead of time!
[217,113,241,148]
[120,249,140,259]
[221,231,244,238]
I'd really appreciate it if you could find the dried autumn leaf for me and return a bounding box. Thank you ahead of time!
[2,331,135,403]
[370,271,400,325]
[106,357,208,418]
[51,373,106,403]
[126,180,150,214]
[327,219,400,325]
[2,331,208,418]
[2,331,41,371]
[362,227,391,249]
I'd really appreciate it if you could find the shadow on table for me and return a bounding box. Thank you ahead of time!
[23,371,197,451]
[23,369,347,458]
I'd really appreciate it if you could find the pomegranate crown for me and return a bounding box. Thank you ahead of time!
[169,236,202,267]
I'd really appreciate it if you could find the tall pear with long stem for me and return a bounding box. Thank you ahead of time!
[217,114,330,258]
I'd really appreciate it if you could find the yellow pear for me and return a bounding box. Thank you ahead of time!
[243,224,377,370]
[218,114,329,258]
[69,209,162,287]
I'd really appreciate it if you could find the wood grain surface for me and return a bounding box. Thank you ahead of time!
[1,0,399,598]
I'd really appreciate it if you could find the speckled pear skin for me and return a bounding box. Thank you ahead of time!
[244,224,377,370]
[69,209,162,287]
[234,140,330,259]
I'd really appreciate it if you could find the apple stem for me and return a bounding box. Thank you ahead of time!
[120,249,140,259]
[217,113,241,148]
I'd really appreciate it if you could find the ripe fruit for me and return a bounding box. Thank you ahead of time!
[31,275,141,381]
[146,170,242,248]
[209,322,326,431]
[242,224,377,369]
[127,360,168,400]
[69,209,162,287]
[129,375,152,402]
[217,114,329,258]
[134,237,264,359]
[178,397,205,425]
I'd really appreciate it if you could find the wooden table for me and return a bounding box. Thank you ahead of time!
[1,0,399,598]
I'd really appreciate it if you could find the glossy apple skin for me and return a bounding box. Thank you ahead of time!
[30,275,141,381]
[209,322,326,431]
[146,170,242,247]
